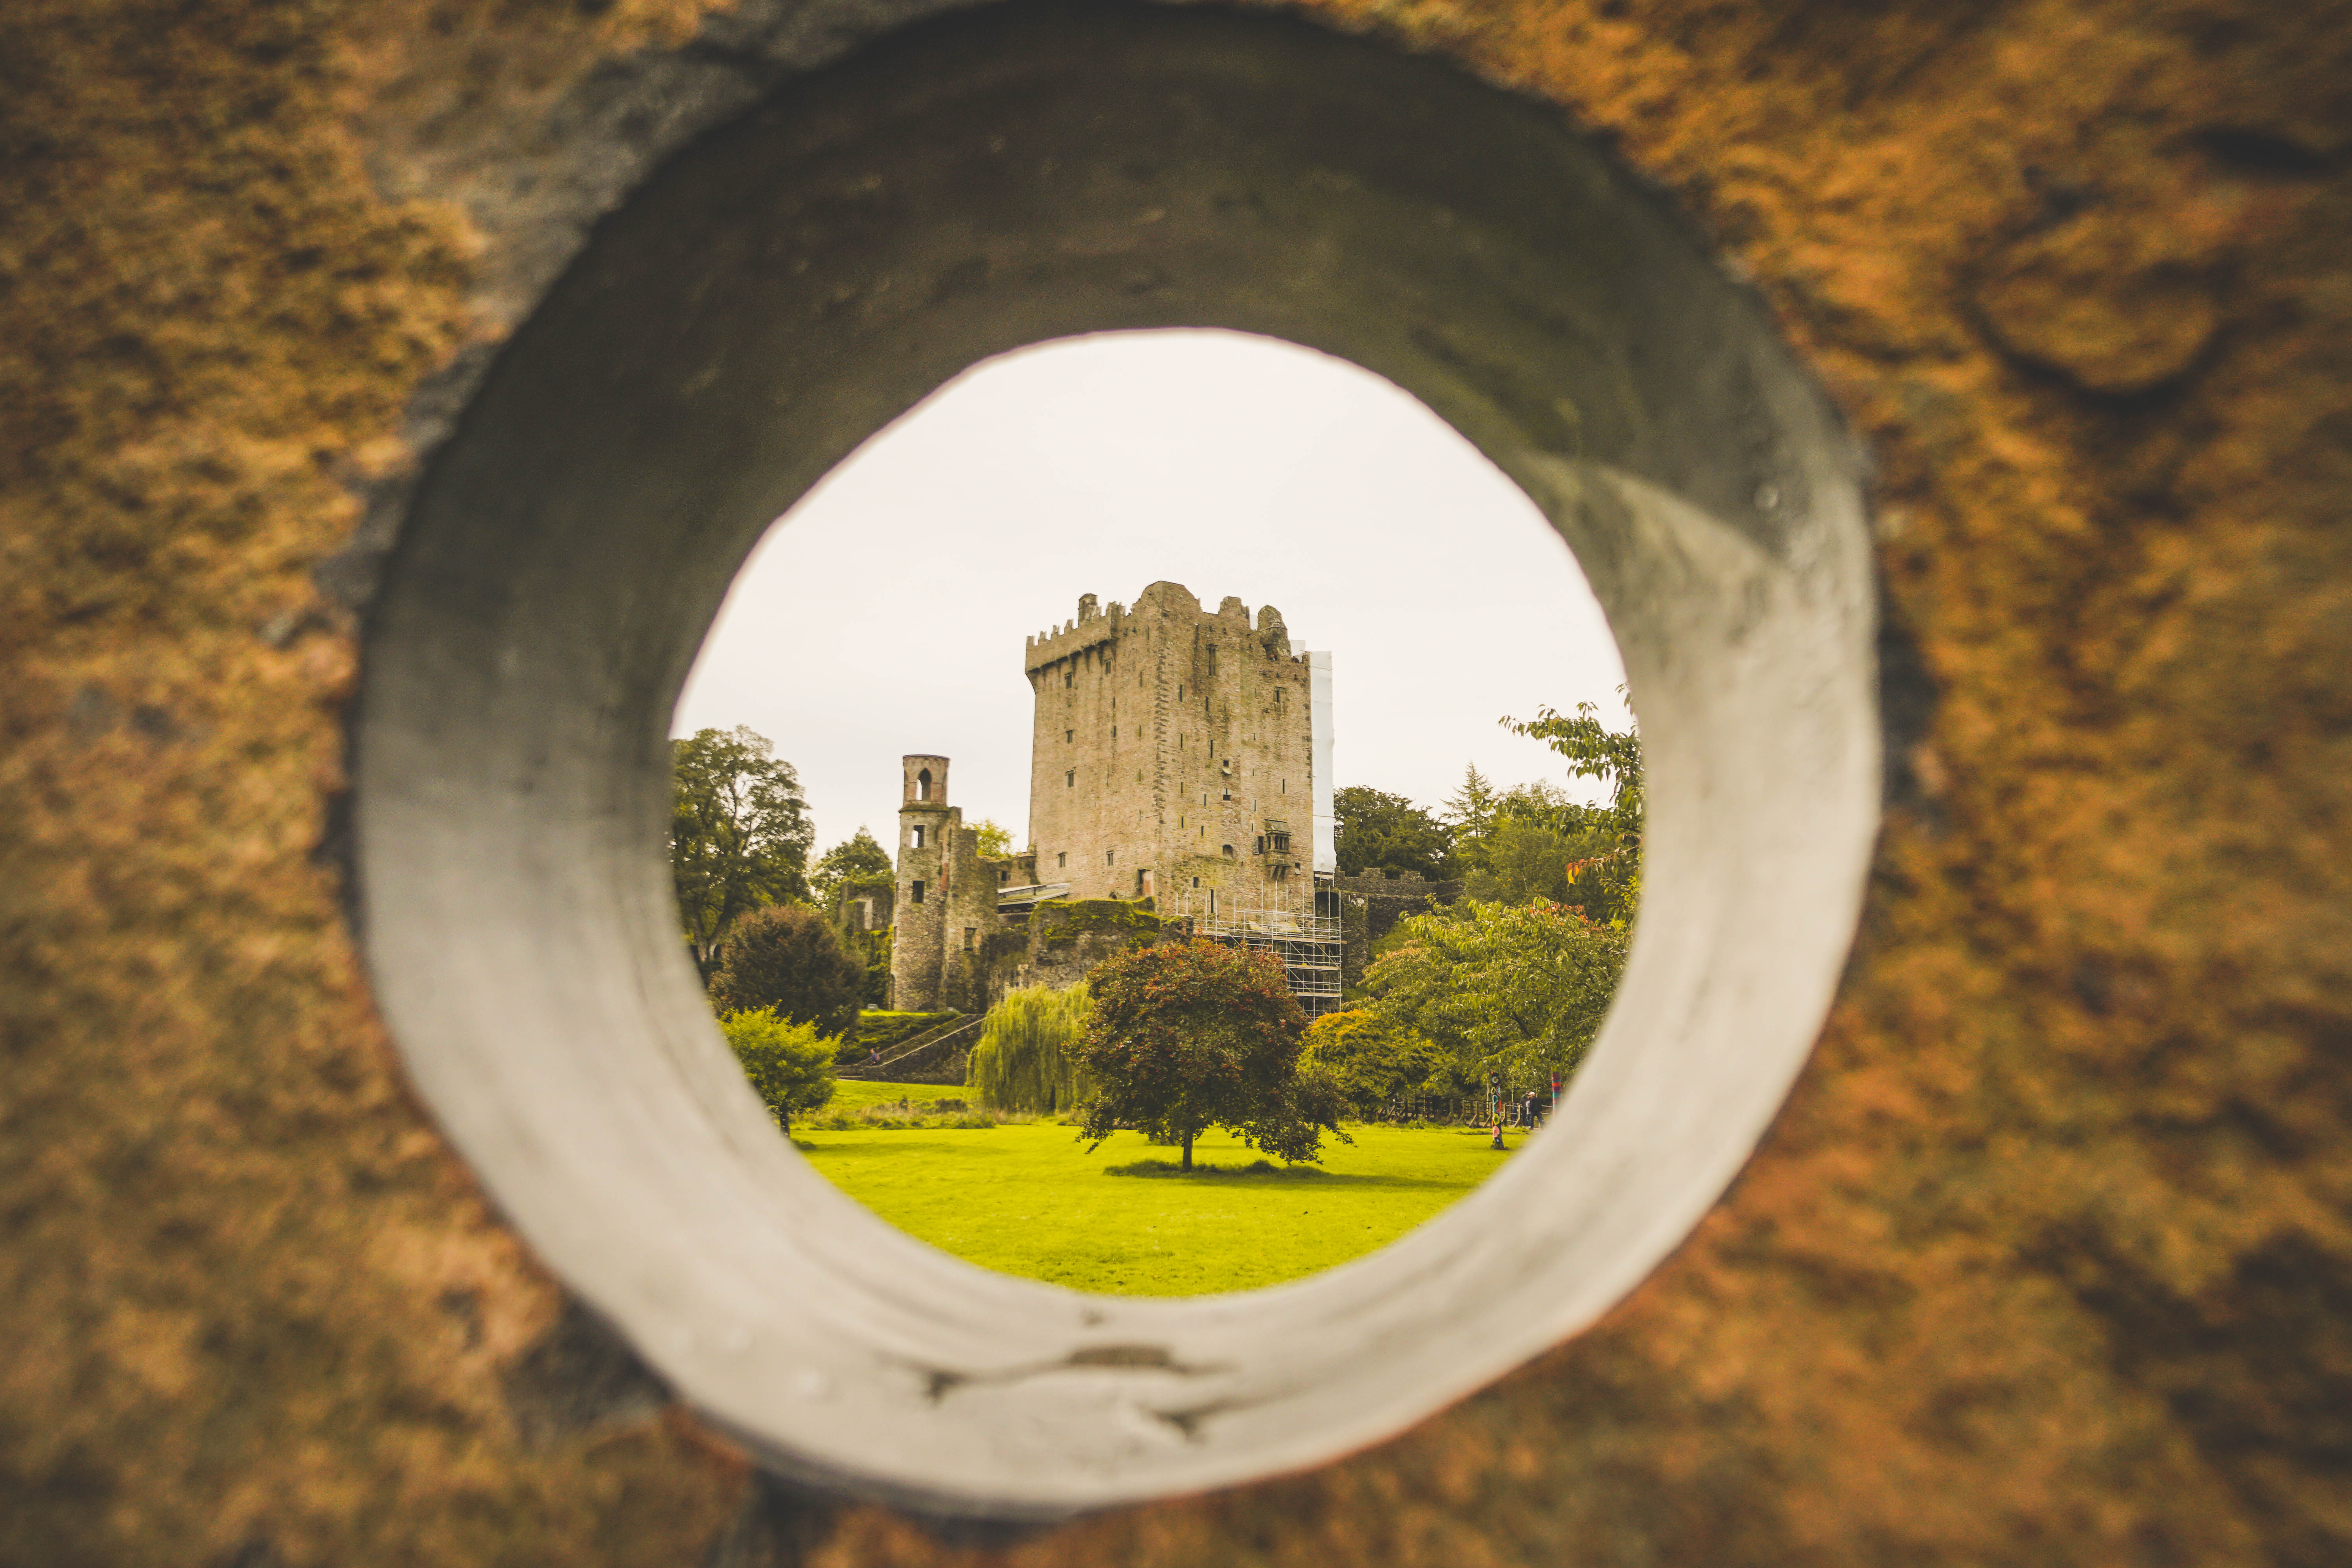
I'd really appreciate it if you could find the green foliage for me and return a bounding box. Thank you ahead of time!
[1365,900,1630,1092]
[1074,940,1350,1169]
[671,726,814,977]
[1033,898,1172,948]
[1441,764,1501,845]
[809,826,893,909]
[1495,701,1644,927]
[1299,1009,1446,1116]
[1334,786,1455,880]
[971,818,1016,858]
[967,984,1093,1113]
[719,1009,837,1131]
[708,905,863,1039]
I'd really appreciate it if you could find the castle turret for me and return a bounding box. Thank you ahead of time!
[891,754,957,1009]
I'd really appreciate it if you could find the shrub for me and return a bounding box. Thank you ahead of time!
[1299,1009,1446,1118]
[718,1009,837,1131]
[709,905,862,1038]
[968,984,1093,1113]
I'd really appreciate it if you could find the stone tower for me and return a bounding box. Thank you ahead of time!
[888,754,1025,1012]
[1023,582,1334,920]
[890,755,954,1009]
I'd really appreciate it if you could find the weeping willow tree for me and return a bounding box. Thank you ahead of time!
[968,983,1092,1113]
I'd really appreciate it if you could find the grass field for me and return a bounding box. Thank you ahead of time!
[795,1083,1517,1295]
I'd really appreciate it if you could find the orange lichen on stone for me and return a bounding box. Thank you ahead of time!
[4,0,2348,1564]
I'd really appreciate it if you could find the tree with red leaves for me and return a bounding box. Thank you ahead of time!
[1074,939,1350,1170]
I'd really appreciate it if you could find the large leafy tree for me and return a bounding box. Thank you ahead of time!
[1074,940,1349,1170]
[968,983,1093,1114]
[1365,900,1629,1094]
[810,826,893,910]
[672,726,813,977]
[1334,786,1454,880]
[707,905,864,1040]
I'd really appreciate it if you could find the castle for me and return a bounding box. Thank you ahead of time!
[876,582,1340,1014]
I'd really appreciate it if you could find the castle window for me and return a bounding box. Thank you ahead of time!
[998,868,1009,882]
[1280,779,1287,793]
[1222,844,1235,858]
[911,880,925,904]
[915,768,931,801]
[963,927,975,951]
[1191,877,1200,888]
[1057,851,1067,869]
[1255,836,1265,855]
[1105,850,1114,865]
[1065,770,1075,788]
[1111,726,1116,738]
[1178,684,1185,701]
[1065,729,1073,743]
[910,825,925,849]
[1207,648,1218,678]
[1064,669,1073,688]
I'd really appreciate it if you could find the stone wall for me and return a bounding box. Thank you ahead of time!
[6,1,2348,1564]
[1025,582,1316,916]
[1331,869,1465,986]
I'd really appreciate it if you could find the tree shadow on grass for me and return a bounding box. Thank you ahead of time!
[1102,1158,1468,1191]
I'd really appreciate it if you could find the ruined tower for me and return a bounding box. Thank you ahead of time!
[1022,582,1335,921]
[886,754,1018,1012]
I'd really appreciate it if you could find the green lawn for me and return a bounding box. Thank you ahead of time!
[793,1111,1517,1296]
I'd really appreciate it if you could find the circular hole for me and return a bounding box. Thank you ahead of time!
[677,327,1638,1295]
[355,0,1878,1522]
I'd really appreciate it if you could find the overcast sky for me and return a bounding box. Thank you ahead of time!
[673,330,1630,858]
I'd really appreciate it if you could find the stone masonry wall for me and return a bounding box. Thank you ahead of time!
[1332,869,1465,988]
[5,2,2348,1565]
[1025,582,1315,916]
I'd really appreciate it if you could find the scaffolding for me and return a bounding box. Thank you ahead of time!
[1167,875,1343,1017]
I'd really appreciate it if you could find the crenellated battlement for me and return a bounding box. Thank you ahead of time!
[1023,604,1121,673]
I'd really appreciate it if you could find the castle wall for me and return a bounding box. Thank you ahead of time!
[1024,583,1318,919]
[1330,869,1465,987]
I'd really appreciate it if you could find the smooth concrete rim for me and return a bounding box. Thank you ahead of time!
[354,0,1879,1520]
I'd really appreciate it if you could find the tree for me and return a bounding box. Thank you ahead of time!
[719,1010,837,1132]
[1440,763,1501,846]
[708,905,863,1040]
[1334,786,1454,880]
[1364,900,1629,1093]
[1074,940,1350,1170]
[971,818,1016,858]
[968,983,1093,1113]
[809,826,892,910]
[1298,1009,1445,1118]
[671,726,814,978]
[1499,701,1644,927]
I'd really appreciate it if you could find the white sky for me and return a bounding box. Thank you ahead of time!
[674,330,1629,857]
